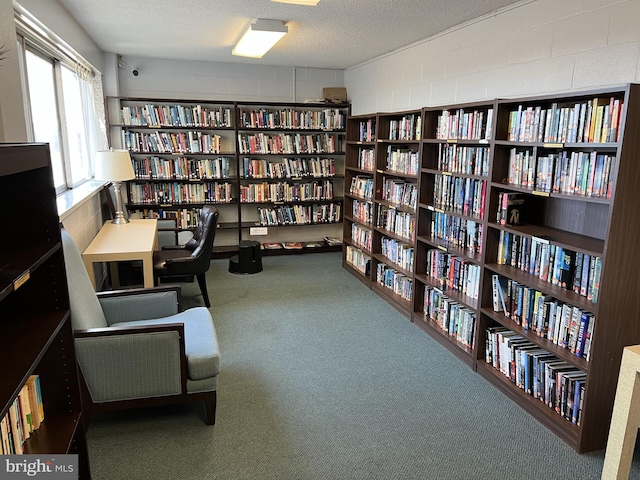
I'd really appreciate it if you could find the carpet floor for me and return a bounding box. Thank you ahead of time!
[86,252,640,479]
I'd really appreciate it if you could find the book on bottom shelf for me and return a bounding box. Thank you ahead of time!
[324,236,342,246]
[1,375,44,454]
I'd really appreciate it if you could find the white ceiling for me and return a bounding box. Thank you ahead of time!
[58,0,524,70]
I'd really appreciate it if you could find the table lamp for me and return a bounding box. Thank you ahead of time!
[94,149,135,224]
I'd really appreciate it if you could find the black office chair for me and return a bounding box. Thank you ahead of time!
[153,205,219,308]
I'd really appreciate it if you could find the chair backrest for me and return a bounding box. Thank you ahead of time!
[182,205,219,271]
[60,228,109,330]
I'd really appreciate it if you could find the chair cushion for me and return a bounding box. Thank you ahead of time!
[61,229,109,330]
[110,306,220,381]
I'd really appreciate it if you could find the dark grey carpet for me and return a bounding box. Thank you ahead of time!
[87,252,640,479]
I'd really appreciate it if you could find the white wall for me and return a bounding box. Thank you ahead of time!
[0,0,27,142]
[345,0,640,114]
[16,0,104,72]
[115,55,344,103]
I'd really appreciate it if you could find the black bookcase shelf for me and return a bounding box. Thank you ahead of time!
[0,143,91,477]
[108,97,350,254]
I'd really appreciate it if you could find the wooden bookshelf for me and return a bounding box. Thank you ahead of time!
[343,113,378,284]
[0,143,91,477]
[343,84,640,453]
[413,100,494,367]
[236,101,348,249]
[373,110,421,316]
[107,98,350,254]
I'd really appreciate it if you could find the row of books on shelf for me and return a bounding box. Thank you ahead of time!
[345,245,371,275]
[351,223,372,252]
[376,206,416,243]
[376,264,413,301]
[506,96,623,144]
[357,119,376,142]
[239,180,334,203]
[129,182,234,205]
[388,114,421,141]
[423,286,476,349]
[120,104,233,128]
[324,236,343,246]
[436,144,490,176]
[132,156,232,180]
[424,249,481,300]
[507,149,614,197]
[122,130,222,155]
[1,375,44,455]
[238,107,346,131]
[237,132,340,155]
[496,231,601,303]
[382,178,417,210]
[349,175,374,201]
[257,203,341,226]
[485,326,587,425]
[130,208,202,229]
[351,200,373,226]
[490,274,595,360]
[433,175,486,220]
[429,210,483,255]
[380,236,414,273]
[356,148,375,172]
[242,157,336,179]
[436,108,493,141]
[386,146,419,176]
[262,240,333,250]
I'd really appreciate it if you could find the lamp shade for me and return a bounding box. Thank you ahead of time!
[94,149,135,182]
[232,19,288,58]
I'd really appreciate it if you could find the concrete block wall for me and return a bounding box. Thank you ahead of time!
[345,0,640,115]
[116,57,344,103]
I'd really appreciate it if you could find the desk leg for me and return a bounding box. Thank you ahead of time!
[142,254,155,288]
[109,262,121,288]
[601,346,640,480]
[82,258,97,291]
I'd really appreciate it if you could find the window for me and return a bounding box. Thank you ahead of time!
[16,14,107,194]
[24,49,66,190]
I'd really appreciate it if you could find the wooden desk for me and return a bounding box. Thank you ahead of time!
[82,219,158,289]
[602,344,640,479]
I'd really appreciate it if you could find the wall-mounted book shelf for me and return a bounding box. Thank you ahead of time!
[0,144,91,477]
[106,98,350,256]
[342,84,640,453]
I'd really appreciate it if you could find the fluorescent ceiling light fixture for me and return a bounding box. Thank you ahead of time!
[232,19,288,58]
[271,0,321,5]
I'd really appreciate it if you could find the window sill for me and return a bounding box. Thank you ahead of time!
[57,180,106,221]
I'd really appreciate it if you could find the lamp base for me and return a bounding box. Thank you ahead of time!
[111,181,130,224]
[111,212,130,224]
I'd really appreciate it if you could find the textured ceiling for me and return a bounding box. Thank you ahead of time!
[58,0,524,69]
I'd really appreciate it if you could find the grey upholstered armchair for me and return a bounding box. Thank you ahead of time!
[60,228,220,425]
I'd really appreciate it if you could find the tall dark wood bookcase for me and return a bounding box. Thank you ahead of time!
[343,83,640,453]
[414,100,494,369]
[370,110,421,316]
[236,101,347,252]
[0,143,91,477]
[343,113,377,285]
[106,97,350,256]
[106,97,239,257]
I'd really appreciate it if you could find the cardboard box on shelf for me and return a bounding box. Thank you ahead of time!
[323,87,347,103]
